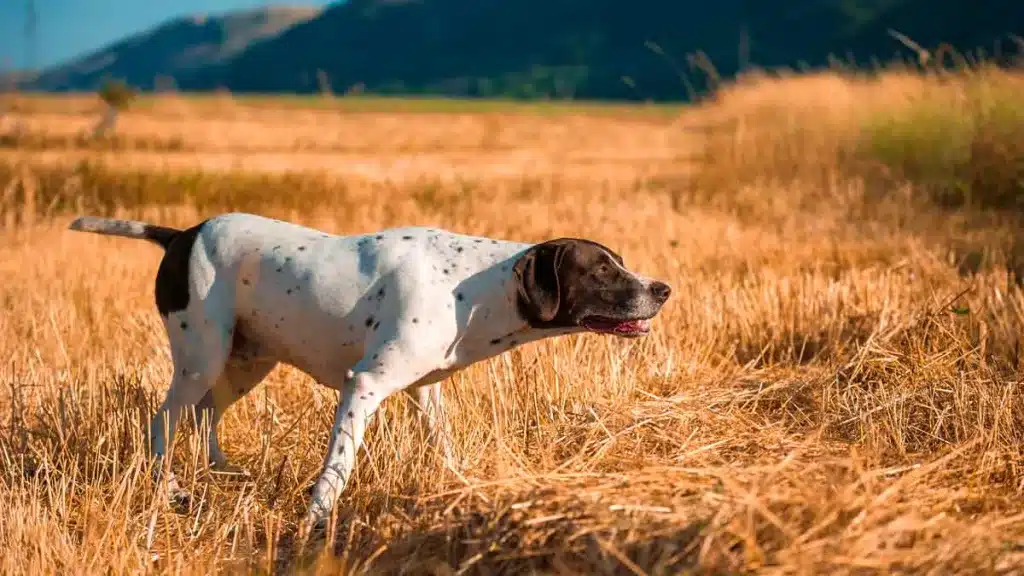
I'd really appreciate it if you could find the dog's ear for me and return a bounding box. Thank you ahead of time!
[513,241,568,324]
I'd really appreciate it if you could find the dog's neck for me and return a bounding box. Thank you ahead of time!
[444,247,584,367]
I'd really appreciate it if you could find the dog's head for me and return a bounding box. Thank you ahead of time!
[512,238,671,337]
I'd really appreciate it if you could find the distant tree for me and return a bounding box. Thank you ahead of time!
[316,69,333,97]
[93,78,137,137]
[0,57,28,134]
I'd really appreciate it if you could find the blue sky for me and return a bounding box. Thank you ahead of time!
[0,1,333,71]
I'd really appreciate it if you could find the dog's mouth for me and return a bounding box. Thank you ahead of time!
[581,315,652,337]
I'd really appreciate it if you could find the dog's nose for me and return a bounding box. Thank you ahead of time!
[650,281,671,302]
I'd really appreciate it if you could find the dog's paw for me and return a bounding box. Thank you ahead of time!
[296,512,330,546]
[154,469,194,512]
[208,462,251,480]
[168,486,193,512]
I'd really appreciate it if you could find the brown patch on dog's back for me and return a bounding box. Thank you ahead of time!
[142,224,184,250]
[155,220,207,317]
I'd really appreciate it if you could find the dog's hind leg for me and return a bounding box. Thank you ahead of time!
[149,303,234,505]
[195,355,278,475]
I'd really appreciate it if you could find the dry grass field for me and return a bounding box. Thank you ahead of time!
[1,64,1024,574]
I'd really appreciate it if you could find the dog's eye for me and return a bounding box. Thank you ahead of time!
[596,264,609,275]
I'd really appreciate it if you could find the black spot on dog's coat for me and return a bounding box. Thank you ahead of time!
[180,321,188,330]
[365,316,374,327]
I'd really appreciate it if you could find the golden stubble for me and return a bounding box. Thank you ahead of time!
[1,68,1023,574]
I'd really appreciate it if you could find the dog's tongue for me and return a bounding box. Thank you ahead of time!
[584,317,652,335]
[613,319,650,334]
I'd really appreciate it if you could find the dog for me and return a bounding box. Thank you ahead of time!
[68,212,672,534]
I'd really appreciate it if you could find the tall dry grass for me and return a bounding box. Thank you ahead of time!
[689,64,1024,212]
[1,65,1024,574]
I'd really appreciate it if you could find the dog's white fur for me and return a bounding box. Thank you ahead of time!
[69,212,665,534]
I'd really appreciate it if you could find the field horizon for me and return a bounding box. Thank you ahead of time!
[1,64,1024,574]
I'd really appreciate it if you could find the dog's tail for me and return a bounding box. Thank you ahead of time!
[68,216,182,250]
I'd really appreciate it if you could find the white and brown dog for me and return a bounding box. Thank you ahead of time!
[69,212,672,534]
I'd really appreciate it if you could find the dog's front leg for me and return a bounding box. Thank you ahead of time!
[413,382,457,471]
[301,374,382,534]
[299,341,437,538]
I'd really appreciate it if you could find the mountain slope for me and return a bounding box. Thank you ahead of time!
[27,5,323,92]
[181,0,739,99]
[178,0,1021,101]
